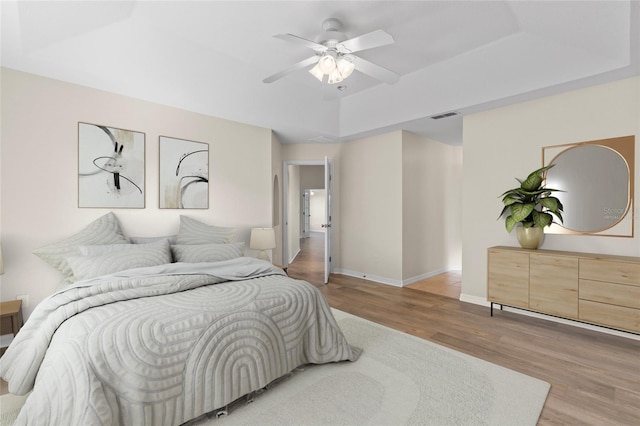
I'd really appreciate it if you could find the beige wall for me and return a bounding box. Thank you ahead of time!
[286,164,301,262]
[270,131,283,266]
[1,67,467,317]
[0,68,274,317]
[402,131,463,281]
[300,165,324,190]
[340,132,404,282]
[462,76,640,305]
[281,133,463,286]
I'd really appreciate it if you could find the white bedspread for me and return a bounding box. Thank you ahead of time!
[0,257,359,425]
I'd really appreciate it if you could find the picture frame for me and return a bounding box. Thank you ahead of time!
[78,122,145,208]
[159,136,209,209]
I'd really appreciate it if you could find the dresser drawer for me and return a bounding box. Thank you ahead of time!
[579,259,640,286]
[580,279,640,309]
[579,300,640,333]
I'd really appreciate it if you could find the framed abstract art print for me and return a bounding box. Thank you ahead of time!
[78,122,145,208]
[159,136,209,209]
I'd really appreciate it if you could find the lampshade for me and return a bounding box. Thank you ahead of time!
[250,228,276,262]
[317,51,337,74]
[336,55,355,79]
[309,63,324,82]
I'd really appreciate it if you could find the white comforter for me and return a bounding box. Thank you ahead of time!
[0,257,359,425]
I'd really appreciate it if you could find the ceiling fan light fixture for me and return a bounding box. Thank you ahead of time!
[327,68,343,84]
[336,55,355,79]
[309,63,324,82]
[318,51,337,74]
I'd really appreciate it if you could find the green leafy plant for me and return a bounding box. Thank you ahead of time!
[498,164,564,233]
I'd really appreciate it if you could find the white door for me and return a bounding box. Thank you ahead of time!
[323,157,332,284]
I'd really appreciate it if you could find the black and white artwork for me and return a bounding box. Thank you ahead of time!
[159,136,209,209]
[78,122,145,208]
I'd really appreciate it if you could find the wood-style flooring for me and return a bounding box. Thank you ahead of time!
[287,233,640,426]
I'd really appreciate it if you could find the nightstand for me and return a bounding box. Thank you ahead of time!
[0,300,23,337]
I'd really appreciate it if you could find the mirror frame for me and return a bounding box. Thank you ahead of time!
[542,135,635,237]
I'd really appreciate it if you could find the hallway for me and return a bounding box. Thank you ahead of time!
[286,231,325,287]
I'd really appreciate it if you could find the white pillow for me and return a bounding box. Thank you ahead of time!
[67,239,172,281]
[175,216,236,245]
[33,212,128,283]
[171,242,245,263]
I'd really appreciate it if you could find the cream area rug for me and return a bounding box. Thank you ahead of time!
[0,309,550,426]
[197,309,550,425]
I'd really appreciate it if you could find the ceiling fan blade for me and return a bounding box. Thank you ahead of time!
[263,55,319,84]
[353,56,400,84]
[274,34,327,52]
[337,30,394,54]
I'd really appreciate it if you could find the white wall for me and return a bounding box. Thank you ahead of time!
[0,68,274,318]
[462,76,640,304]
[309,190,326,232]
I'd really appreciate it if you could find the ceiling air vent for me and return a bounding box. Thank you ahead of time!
[430,111,459,120]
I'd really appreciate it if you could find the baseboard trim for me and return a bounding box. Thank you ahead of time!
[288,248,301,265]
[333,268,460,288]
[333,269,403,287]
[459,293,640,341]
[402,268,450,286]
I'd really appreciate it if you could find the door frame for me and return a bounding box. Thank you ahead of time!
[282,160,333,280]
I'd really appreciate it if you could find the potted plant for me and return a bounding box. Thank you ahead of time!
[498,164,564,249]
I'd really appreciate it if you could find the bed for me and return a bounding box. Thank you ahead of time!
[0,213,359,425]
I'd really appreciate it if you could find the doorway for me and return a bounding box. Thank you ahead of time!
[282,160,332,285]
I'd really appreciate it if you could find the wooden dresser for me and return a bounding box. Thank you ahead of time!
[487,246,640,334]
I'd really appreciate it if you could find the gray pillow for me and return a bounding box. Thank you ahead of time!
[175,216,236,245]
[171,242,245,263]
[33,212,128,283]
[78,243,136,256]
[67,239,172,281]
[79,239,171,256]
[129,235,177,244]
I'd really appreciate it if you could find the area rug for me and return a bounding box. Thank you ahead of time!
[194,309,550,425]
[0,393,28,426]
[0,309,550,426]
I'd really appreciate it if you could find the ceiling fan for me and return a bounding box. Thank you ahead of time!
[263,18,400,86]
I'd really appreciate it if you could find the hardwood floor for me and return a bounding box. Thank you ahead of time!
[289,233,640,425]
[406,270,461,299]
[286,231,326,285]
[3,235,639,425]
